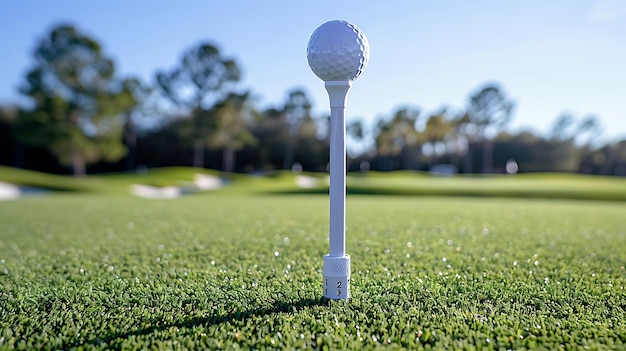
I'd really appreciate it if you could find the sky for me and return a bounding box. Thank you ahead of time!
[1,0,625,143]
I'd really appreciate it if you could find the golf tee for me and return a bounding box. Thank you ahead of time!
[324,81,352,300]
[323,254,350,299]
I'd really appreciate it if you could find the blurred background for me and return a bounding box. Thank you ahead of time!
[1,0,625,177]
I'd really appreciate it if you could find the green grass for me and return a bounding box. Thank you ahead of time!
[344,172,626,201]
[1,192,625,349]
[2,166,626,201]
[0,166,98,192]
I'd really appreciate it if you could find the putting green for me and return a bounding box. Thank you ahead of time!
[1,193,624,349]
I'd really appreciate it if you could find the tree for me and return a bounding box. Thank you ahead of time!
[466,84,514,173]
[156,42,241,168]
[423,108,453,166]
[373,107,421,170]
[347,119,364,141]
[208,92,258,173]
[576,115,602,146]
[282,89,312,169]
[117,77,153,170]
[0,105,19,167]
[550,114,576,141]
[247,107,288,170]
[17,24,128,176]
[447,112,474,173]
[347,118,365,158]
[548,114,603,172]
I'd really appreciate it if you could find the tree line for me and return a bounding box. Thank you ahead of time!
[1,24,625,177]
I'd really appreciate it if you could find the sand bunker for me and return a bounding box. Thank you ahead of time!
[194,174,223,190]
[130,174,223,199]
[295,175,321,189]
[0,181,20,201]
[130,184,181,199]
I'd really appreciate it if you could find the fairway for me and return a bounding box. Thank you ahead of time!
[1,193,625,349]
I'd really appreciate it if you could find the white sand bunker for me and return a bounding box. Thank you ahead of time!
[130,184,181,199]
[295,175,321,189]
[130,174,222,199]
[194,174,222,190]
[0,181,20,201]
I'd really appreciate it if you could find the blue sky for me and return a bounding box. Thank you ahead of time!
[1,0,625,142]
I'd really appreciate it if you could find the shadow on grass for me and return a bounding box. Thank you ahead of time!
[69,296,328,349]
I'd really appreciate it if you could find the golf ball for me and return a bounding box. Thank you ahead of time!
[307,20,370,81]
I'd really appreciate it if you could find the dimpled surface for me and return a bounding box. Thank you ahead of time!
[307,20,370,81]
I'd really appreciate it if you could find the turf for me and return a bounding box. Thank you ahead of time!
[1,192,625,350]
[2,166,626,201]
[336,172,626,202]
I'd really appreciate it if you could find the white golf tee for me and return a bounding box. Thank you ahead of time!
[323,81,351,300]
[306,19,369,301]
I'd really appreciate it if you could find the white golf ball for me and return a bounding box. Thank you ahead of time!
[307,20,370,81]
